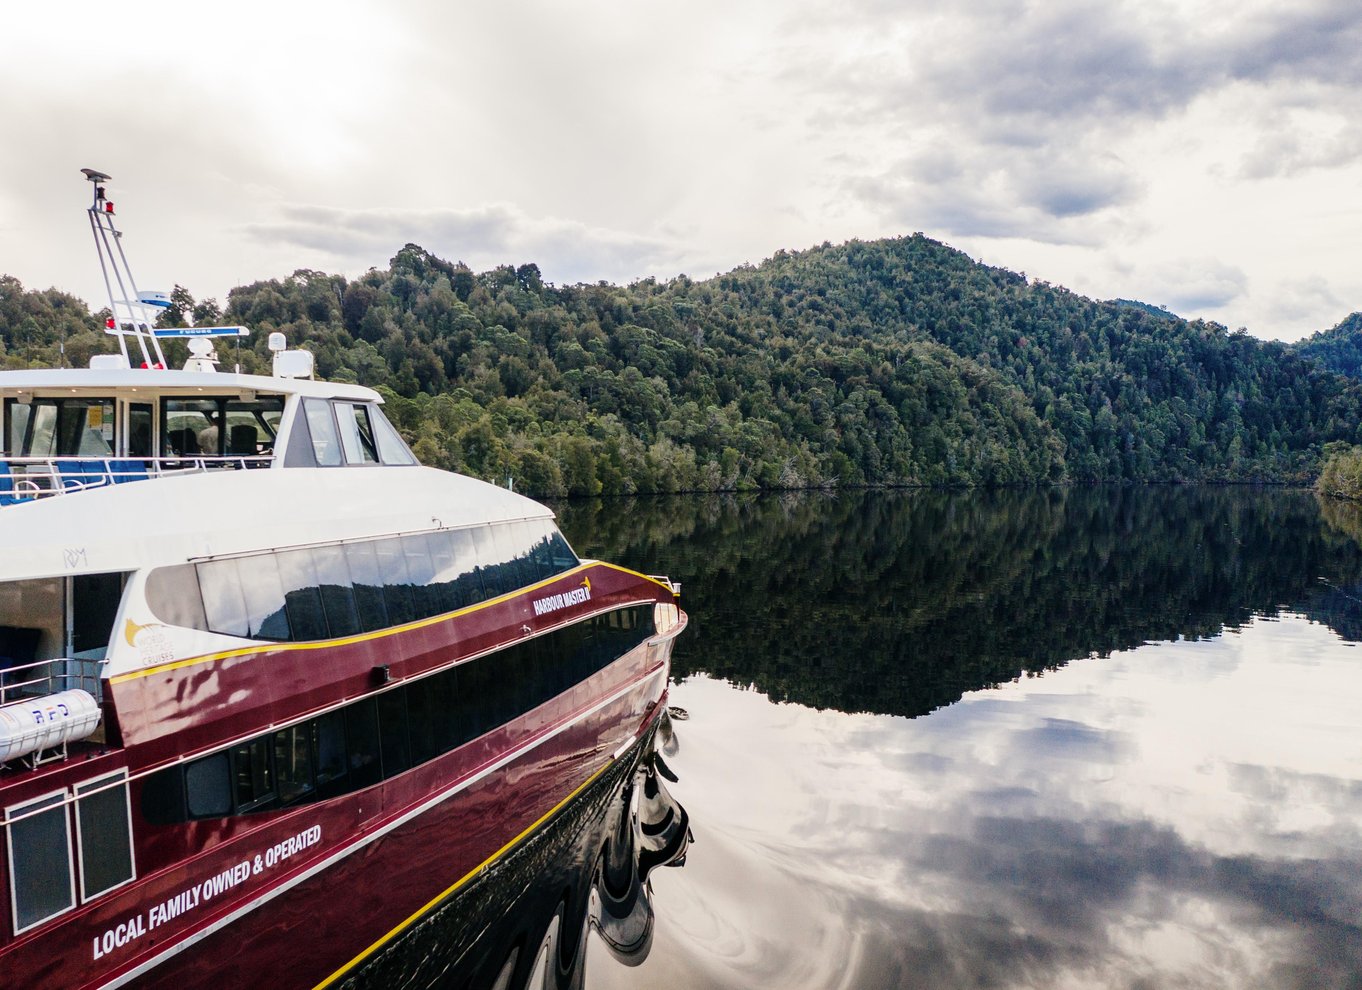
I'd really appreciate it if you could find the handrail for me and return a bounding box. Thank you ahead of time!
[0,656,106,706]
[0,453,273,502]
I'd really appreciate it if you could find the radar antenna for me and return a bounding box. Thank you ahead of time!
[82,168,168,369]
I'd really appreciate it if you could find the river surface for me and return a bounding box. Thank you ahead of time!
[554,487,1362,990]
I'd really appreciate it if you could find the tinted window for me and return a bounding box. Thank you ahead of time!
[374,538,416,626]
[232,738,275,811]
[424,531,462,614]
[278,549,328,642]
[139,765,187,825]
[493,523,537,591]
[345,541,390,633]
[525,521,559,582]
[146,564,209,632]
[401,534,442,619]
[273,725,314,805]
[407,667,459,764]
[470,526,510,599]
[6,792,74,932]
[345,699,383,790]
[313,544,360,638]
[448,529,487,607]
[377,690,411,778]
[185,752,232,817]
[197,559,250,638]
[235,554,290,640]
[75,773,135,901]
[313,710,349,799]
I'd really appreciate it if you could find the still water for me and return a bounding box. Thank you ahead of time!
[556,487,1362,990]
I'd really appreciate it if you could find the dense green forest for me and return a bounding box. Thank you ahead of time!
[1294,311,1362,379]
[4,235,1361,495]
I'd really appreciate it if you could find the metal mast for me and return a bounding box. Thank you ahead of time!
[82,168,167,369]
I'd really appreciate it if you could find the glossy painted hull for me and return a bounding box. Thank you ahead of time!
[0,565,683,990]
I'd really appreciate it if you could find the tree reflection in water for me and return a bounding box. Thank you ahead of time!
[561,486,1362,715]
[558,488,1362,989]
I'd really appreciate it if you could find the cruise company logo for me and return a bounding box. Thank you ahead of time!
[532,576,592,617]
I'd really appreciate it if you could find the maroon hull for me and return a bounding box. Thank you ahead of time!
[131,673,670,989]
[108,563,653,763]
[0,561,684,990]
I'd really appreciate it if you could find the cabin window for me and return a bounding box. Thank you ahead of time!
[370,406,418,465]
[302,399,343,466]
[185,752,232,818]
[404,533,444,619]
[154,521,581,641]
[235,554,291,640]
[145,564,208,633]
[345,699,383,790]
[196,558,251,638]
[162,398,219,458]
[374,537,417,626]
[5,790,75,933]
[127,403,154,458]
[377,690,411,777]
[273,725,315,805]
[162,396,283,460]
[407,664,459,764]
[232,738,276,812]
[75,771,135,901]
[469,526,509,599]
[312,544,361,638]
[314,710,349,798]
[277,549,328,642]
[5,398,116,459]
[336,403,380,465]
[447,528,488,607]
[344,540,391,633]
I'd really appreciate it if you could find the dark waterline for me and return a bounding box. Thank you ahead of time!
[554,487,1362,990]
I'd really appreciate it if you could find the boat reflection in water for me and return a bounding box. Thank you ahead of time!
[343,712,691,990]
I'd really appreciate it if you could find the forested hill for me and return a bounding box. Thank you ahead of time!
[1294,312,1362,379]
[3,234,1361,495]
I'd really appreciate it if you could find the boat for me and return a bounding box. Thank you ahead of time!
[352,715,691,989]
[0,172,687,988]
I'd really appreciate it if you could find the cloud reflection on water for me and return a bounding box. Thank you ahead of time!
[612,615,1362,990]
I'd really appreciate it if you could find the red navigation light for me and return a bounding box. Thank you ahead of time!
[105,202,115,214]
[105,317,116,329]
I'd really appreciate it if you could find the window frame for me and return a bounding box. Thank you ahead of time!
[74,769,137,903]
[5,788,77,935]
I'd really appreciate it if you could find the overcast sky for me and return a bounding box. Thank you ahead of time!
[3,0,1359,342]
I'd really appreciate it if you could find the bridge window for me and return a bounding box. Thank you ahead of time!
[162,396,284,460]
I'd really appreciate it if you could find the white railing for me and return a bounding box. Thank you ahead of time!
[0,656,105,706]
[0,453,273,502]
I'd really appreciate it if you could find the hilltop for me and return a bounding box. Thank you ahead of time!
[3,234,1361,495]
[1294,312,1362,379]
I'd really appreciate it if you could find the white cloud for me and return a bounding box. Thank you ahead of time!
[1,0,1360,338]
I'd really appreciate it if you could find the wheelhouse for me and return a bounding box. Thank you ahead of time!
[0,370,418,504]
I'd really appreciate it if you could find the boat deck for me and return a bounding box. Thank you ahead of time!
[0,454,272,506]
